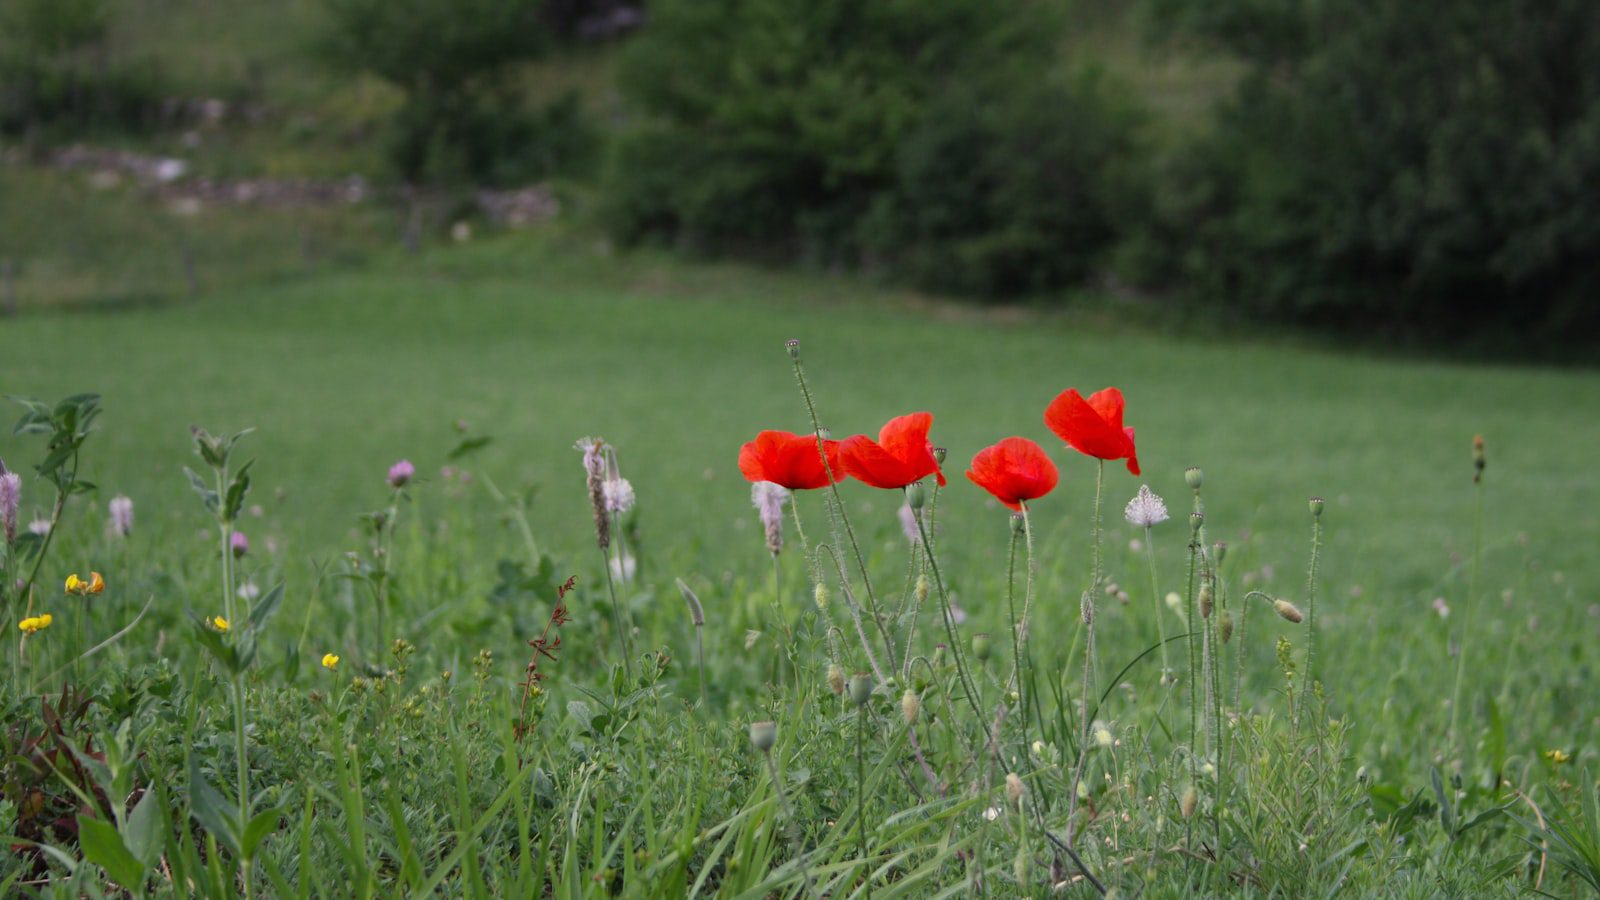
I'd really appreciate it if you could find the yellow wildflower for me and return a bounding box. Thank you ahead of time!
[1545,749,1571,764]
[18,614,53,634]
[321,653,340,670]
[212,616,230,632]
[65,572,104,596]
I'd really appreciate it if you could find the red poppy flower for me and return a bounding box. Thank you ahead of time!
[966,437,1058,510]
[738,430,842,490]
[839,412,946,490]
[1044,387,1141,475]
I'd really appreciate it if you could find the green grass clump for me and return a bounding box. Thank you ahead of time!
[0,232,1595,895]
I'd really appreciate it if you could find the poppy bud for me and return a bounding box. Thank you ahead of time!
[1010,513,1025,535]
[1180,785,1198,819]
[914,574,929,604]
[1220,610,1234,643]
[1199,584,1213,619]
[1212,541,1228,564]
[1309,496,1324,519]
[971,632,991,662]
[905,481,926,511]
[786,339,800,359]
[813,582,830,610]
[1005,772,1025,805]
[827,664,845,696]
[932,644,948,668]
[1184,467,1204,491]
[1274,599,1304,623]
[848,672,873,707]
[749,720,777,753]
[900,689,920,726]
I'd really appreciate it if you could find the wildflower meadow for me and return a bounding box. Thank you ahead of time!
[0,253,1597,897]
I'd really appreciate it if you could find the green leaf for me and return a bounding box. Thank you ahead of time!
[242,806,282,860]
[184,467,219,513]
[224,459,254,523]
[247,583,285,633]
[77,814,146,888]
[1431,766,1457,837]
[447,435,493,460]
[124,789,162,867]
[567,700,595,733]
[187,757,241,856]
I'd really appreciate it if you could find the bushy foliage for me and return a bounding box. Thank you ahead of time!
[1138,0,1600,339]
[0,0,164,137]
[607,0,1145,297]
[315,0,591,184]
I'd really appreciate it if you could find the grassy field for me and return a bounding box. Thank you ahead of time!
[1,231,1597,894]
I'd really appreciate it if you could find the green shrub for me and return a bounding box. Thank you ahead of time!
[607,0,1143,296]
[0,0,164,137]
[316,0,591,184]
[1139,0,1600,341]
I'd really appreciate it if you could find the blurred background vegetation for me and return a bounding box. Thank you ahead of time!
[2,0,1596,351]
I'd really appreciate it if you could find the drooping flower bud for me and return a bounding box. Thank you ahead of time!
[1220,610,1234,643]
[1180,785,1198,819]
[848,672,874,707]
[1005,772,1025,805]
[914,573,929,605]
[1274,599,1304,623]
[1184,467,1204,491]
[749,720,777,753]
[1199,584,1213,620]
[827,664,845,696]
[813,582,830,610]
[900,689,920,726]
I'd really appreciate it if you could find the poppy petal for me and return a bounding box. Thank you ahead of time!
[839,435,915,489]
[1044,389,1129,462]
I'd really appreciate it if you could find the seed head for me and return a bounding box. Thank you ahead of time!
[1309,496,1324,519]
[1189,512,1204,536]
[1124,484,1170,528]
[1184,467,1204,491]
[971,632,991,662]
[848,672,874,707]
[108,495,134,537]
[1010,512,1025,535]
[0,469,19,544]
[785,339,800,360]
[905,481,926,511]
[1212,541,1227,563]
[749,720,777,753]
[750,481,789,556]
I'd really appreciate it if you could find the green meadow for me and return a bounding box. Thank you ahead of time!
[1,231,1597,895]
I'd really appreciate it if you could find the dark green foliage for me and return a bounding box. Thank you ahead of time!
[0,0,164,137]
[1139,0,1600,340]
[315,0,591,184]
[607,0,1143,296]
